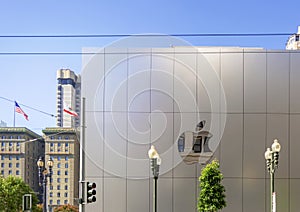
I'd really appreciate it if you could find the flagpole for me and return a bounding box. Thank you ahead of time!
[13,101,16,127]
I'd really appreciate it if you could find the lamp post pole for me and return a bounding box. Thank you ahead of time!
[148,145,161,212]
[265,139,281,212]
[37,157,54,212]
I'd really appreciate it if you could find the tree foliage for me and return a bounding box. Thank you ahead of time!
[0,175,39,212]
[197,159,226,212]
[54,204,79,212]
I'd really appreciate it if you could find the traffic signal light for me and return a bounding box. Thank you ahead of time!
[86,182,96,203]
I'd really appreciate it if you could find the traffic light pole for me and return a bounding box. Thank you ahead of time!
[79,97,86,212]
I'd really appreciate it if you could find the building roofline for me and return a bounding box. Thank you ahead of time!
[42,127,77,134]
[0,127,41,138]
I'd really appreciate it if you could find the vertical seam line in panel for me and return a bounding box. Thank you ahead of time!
[149,48,153,212]
[195,50,198,212]
[102,48,106,212]
[172,48,175,212]
[219,49,222,165]
[264,51,268,212]
[125,49,128,212]
[288,52,291,212]
[242,49,245,212]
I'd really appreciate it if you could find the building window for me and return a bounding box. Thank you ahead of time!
[65,185,68,190]
[9,163,12,168]
[1,136,6,139]
[57,178,61,183]
[65,163,68,168]
[57,185,60,190]
[65,171,68,176]
[58,136,62,140]
[1,155,5,160]
[9,142,13,147]
[57,156,61,161]
[16,170,19,175]
[57,200,60,205]
[16,163,19,168]
[50,185,53,190]
[16,156,19,160]
[65,156,68,161]
[1,163,4,168]
[50,200,53,205]
[65,178,68,183]
[64,200,68,205]
[8,170,12,175]
[64,192,68,197]
[57,170,61,175]
[58,142,61,147]
[1,170,4,175]
[17,136,21,139]
[9,155,12,160]
[57,163,61,168]
[49,192,53,197]
[50,142,54,147]
[50,136,54,140]
[65,143,69,147]
[1,142,4,147]
[57,192,60,197]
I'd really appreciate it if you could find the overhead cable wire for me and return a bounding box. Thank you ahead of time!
[0,32,294,38]
[0,96,56,118]
[0,51,299,55]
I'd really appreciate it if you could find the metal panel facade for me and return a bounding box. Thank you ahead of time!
[82,47,300,212]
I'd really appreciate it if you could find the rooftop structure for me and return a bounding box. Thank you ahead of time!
[286,26,300,50]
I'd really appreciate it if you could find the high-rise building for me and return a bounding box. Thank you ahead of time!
[56,69,81,128]
[43,127,80,211]
[0,127,44,194]
[286,26,300,50]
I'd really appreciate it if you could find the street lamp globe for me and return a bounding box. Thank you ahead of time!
[47,157,54,168]
[37,157,44,168]
[271,139,281,153]
[264,148,272,160]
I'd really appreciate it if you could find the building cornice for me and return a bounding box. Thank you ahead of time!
[0,127,40,138]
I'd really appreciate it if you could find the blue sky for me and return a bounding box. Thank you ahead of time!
[0,0,299,133]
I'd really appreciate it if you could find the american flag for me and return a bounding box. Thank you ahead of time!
[15,101,29,121]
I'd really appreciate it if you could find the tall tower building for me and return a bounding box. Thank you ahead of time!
[286,26,300,50]
[56,69,81,128]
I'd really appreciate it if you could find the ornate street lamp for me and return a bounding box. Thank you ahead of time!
[264,139,281,212]
[148,145,161,212]
[37,157,54,212]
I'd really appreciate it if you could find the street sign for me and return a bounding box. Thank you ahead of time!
[22,194,32,212]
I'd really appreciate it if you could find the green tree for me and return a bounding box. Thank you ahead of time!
[197,159,226,212]
[54,204,79,212]
[0,175,39,212]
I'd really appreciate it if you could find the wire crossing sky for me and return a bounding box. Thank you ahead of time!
[0,32,295,38]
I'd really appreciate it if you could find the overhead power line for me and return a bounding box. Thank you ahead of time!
[0,96,56,118]
[0,51,299,56]
[0,32,294,38]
